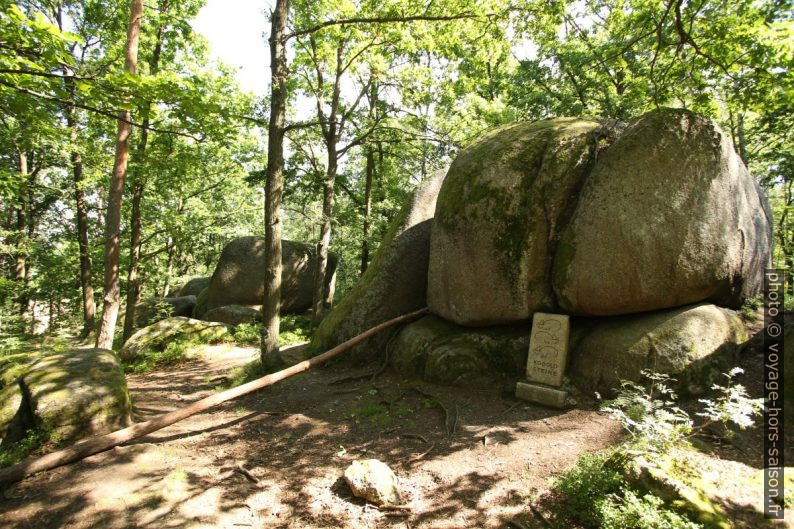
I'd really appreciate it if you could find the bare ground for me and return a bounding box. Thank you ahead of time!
[0,330,790,529]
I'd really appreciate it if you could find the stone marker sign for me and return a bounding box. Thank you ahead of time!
[526,312,570,387]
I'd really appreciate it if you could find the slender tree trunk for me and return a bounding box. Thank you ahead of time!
[162,238,175,298]
[123,29,162,342]
[95,0,143,350]
[15,151,28,316]
[312,150,337,325]
[67,105,96,338]
[122,181,144,341]
[261,0,290,368]
[361,80,377,275]
[737,112,748,164]
[361,146,374,274]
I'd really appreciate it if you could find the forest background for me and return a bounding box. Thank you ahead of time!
[0,0,791,347]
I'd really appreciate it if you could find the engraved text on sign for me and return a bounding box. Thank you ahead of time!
[526,312,569,387]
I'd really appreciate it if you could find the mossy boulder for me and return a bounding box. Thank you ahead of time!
[555,108,772,316]
[135,295,196,328]
[0,384,30,446]
[312,169,447,361]
[391,315,531,386]
[121,317,231,362]
[14,348,131,444]
[179,276,210,297]
[426,109,770,326]
[192,286,210,319]
[204,304,261,326]
[206,238,337,315]
[428,118,622,326]
[570,303,748,396]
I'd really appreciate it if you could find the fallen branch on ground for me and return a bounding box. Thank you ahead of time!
[0,308,429,486]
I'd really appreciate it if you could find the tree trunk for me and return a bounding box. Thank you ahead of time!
[122,28,162,342]
[361,145,374,274]
[15,151,28,316]
[261,0,290,368]
[67,105,96,339]
[312,151,337,325]
[95,0,143,350]
[737,112,748,164]
[162,237,175,298]
[361,80,377,275]
[122,181,144,341]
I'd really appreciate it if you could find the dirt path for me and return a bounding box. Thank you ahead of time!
[0,342,626,528]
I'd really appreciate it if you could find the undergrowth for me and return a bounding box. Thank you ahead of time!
[549,369,763,529]
[232,315,312,347]
[555,450,699,529]
[0,429,51,468]
[124,336,205,373]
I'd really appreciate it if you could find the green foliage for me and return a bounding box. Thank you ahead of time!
[602,369,762,453]
[600,489,702,529]
[231,314,311,347]
[555,449,625,526]
[350,402,391,428]
[124,335,203,373]
[554,448,705,529]
[602,371,694,453]
[232,322,260,345]
[280,314,311,346]
[0,429,51,468]
[552,369,764,528]
[740,294,763,321]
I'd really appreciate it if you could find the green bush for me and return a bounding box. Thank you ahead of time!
[231,314,312,347]
[125,336,204,373]
[600,489,702,529]
[555,450,703,529]
[601,369,762,453]
[551,369,764,529]
[0,429,51,467]
[232,322,260,345]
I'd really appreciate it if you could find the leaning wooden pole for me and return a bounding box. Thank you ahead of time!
[0,308,429,486]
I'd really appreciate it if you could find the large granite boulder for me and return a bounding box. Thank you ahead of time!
[312,169,447,359]
[427,109,771,325]
[205,238,337,315]
[121,317,231,362]
[428,119,622,326]
[179,276,210,297]
[135,295,196,328]
[570,303,748,395]
[204,304,262,326]
[555,109,772,315]
[390,303,747,394]
[391,315,530,387]
[1,348,131,446]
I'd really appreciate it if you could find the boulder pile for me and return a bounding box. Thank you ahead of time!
[314,109,772,394]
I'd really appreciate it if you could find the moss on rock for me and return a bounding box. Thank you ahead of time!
[555,108,772,316]
[391,315,531,386]
[121,316,231,362]
[570,303,748,396]
[192,286,210,319]
[428,118,622,326]
[312,169,447,362]
[19,348,131,444]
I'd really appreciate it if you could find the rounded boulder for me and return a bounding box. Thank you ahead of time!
[206,238,337,315]
[554,108,772,315]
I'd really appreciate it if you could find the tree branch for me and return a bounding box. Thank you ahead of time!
[285,12,478,41]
